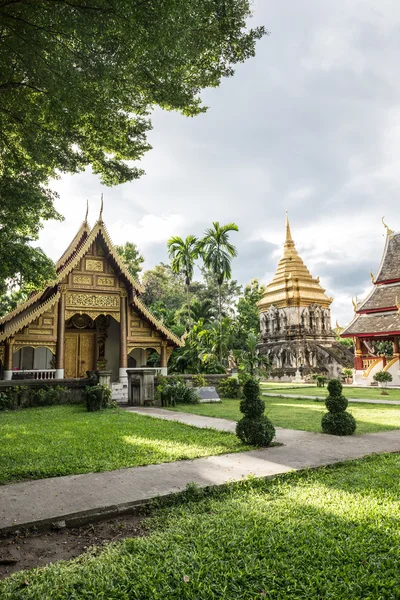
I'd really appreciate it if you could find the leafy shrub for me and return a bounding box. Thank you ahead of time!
[236,377,275,446]
[85,384,114,412]
[373,370,393,395]
[31,385,68,407]
[321,379,356,436]
[316,375,327,387]
[342,368,353,379]
[192,374,207,388]
[0,386,27,411]
[217,377,240,398]
[160,378,200,406]
[321,412,357,436]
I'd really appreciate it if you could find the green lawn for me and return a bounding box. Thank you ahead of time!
[2,453,400,599]
[0,405,248,484]
[261,382,400,400]
[169,397,400,434]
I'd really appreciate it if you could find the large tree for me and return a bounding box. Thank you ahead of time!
[0,0,266,286]
[115,242,144,280]
[198,222,239,360]
[167,235,199,329]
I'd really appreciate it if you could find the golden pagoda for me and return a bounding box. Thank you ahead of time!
[257,215,352,380]
[258,214,332,311]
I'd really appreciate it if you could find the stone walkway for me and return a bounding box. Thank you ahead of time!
[1,409,399,533]
[262,392,400,405]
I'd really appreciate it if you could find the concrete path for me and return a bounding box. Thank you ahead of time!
[262,392,400,405]
[1,408,399,533]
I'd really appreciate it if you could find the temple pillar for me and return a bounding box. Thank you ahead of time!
[160,342,168,375]
[119,293,128,382]
[394,337,399,356]
[3,337,14,380]
[354,337,363,370]
[55,291,66,379]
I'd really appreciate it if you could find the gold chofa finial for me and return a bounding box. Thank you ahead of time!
[382,216,394,236]
[396,297,400,313]
[285,211,294,244]
[99,194,104,222]
[84,199,89,223]
[352,297,357,312]
[336,320,343,334]
[370,270,375,283]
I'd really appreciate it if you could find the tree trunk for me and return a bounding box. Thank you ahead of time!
[186,284,191,330]
[218,283,222,363]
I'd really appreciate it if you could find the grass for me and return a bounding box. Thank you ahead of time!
[1,453,399,599]
[261,382,400,400]
[169,397,400,434]
[0,405,249,484]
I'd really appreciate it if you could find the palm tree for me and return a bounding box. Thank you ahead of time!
[167,235,199,329]
[198,222,239,361]
[190,299,216,325]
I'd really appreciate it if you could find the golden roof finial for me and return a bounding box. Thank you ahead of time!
[352,297,357,312]
[84,199,89,224]
[336,320,343,334]
[370,270,375,283]
[285,210,294,245]
[396,296,400,314]
[99,193,104,222]
[382,216,394,236]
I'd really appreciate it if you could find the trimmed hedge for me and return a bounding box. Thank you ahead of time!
[236,378,275,446]
[321,379,356,436]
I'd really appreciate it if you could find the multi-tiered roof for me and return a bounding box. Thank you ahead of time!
[257,215,333,311]
[342,223,400,338]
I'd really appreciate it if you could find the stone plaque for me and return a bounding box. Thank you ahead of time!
[194,386,221,403]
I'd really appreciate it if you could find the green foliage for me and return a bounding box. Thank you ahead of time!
[192,375,207,388]
[85,384,114,412]
[159,377,200,406]
[0,405,247,484]
[115,242,144,280]
[373,370,393,385]
[168,235,200,329]
[236,377,275,446]
[0,1,264,286]
[316,375,327,387]
[373,341,393,356]
[233,279,265,345]
[217,377,240,398]
[342,368,353,378]
[322,379,356,436]
[321,412,357,436]
[238,331,270,377]
[0,385,68,411]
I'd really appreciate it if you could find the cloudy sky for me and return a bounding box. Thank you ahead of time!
[40,0,400,326]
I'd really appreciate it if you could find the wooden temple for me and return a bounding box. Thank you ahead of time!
[0,205,183,382]
[341,219,400,385]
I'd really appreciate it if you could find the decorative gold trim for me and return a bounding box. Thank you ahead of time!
[0,290,43,325]
[0,292,61,343]
[383,356,399,372]
[370,270,375,284]
[382,216,394,236]
[85,259,103,272]
[352,297,358,312]
[363,357,383,378]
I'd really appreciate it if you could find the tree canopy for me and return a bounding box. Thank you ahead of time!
[0,0,266,285]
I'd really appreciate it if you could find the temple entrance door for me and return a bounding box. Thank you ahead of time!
[65,332,96,378]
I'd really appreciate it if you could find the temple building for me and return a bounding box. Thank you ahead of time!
[258,215,352,379]
[341,220,400,385]
[0,205,183,383]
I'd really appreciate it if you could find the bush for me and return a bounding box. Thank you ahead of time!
[0,385,69,411]
[321,412,357,436]
[321,378,356,436]
[160,378,200,406]
[85,384,114,412]
[31,385,68,407]
[236,377,275,447]
[342,368,353,379]
[0,386,27,411]
[192,374,207,388]
[316,375,327,387]
[217,377,240,398]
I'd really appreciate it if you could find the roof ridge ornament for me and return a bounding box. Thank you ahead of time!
[84,199,89,224]
[99,193,104,222]
[382,216,394,236]
[352,297,358,312]
[370,270,375,283]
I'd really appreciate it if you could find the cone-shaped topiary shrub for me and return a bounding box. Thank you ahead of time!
[236,378,275,446]
[321,379,356,436]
